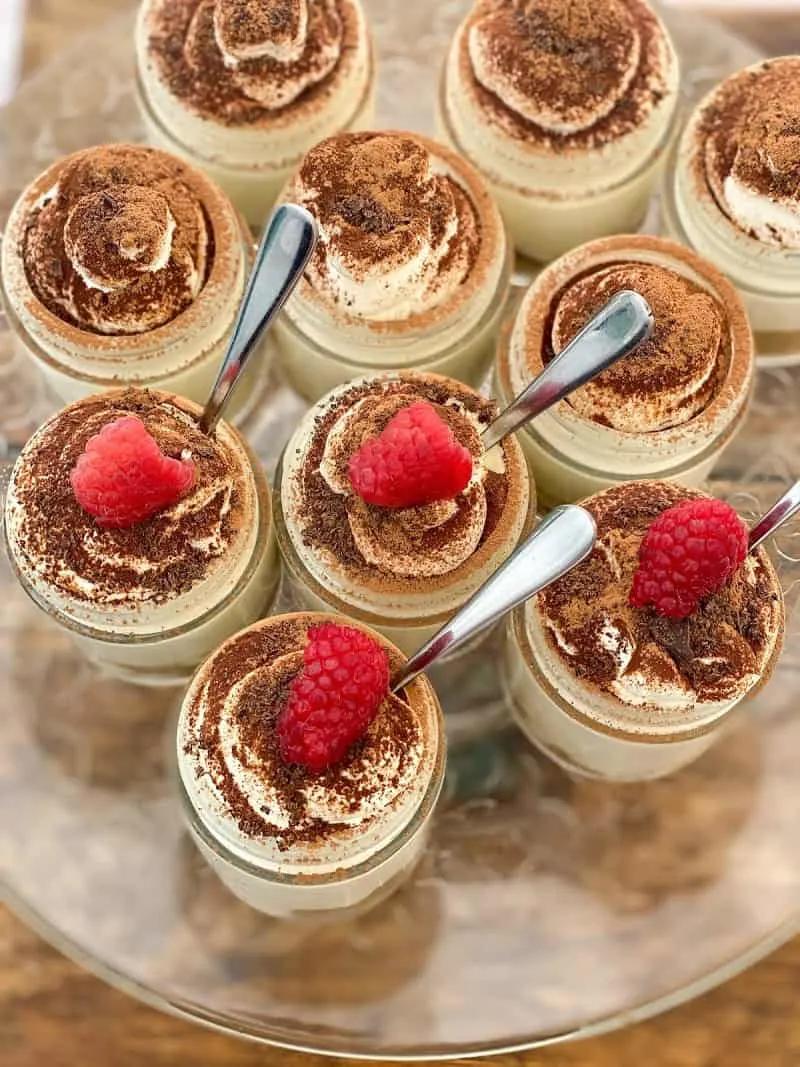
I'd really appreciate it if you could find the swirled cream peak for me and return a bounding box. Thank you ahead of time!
[469,0,639,135]
[696,59,800,250]
[290,132,481,321]
[287,374,516,591]
[536,482,782,712]
[180,614,437,865]
[548,262,727,433]
[146,0,352,118]
[5,389,252,610]
[318,392,489,578]
[21,145,210,335]
[462,0,675,146]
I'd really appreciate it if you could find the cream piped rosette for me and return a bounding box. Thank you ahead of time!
[279,372,532,621]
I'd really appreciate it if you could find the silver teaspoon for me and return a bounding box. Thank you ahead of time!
[199,203,318,435]
[391,504,597,693]
[748,480,800,552]
[482,290,654,452]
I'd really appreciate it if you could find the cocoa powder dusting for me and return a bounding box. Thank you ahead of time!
[297,132,481,292]
[11,390,250,608]
[293,375,509,591]
[22,145,213,335]
[538,483,781,706]
[465,0,672,149]
[698,60,800,237]
[145,0,348,126]
[188,617,422,850]
[541,260,728,429]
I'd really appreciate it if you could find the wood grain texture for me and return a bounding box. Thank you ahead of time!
[3,3,800,1066]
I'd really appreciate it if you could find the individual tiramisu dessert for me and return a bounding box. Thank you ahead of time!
[438,0,680,262]
[135,0,375,225]
[503,481,784,782]
[178,612,445,916]
[663,57,800,362]
[495,235,754,507]
[1,144,260,413]
[276,372,533,656]
[4,389,278,685]
[273,131,511,399]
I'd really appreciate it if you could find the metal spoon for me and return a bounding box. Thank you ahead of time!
[748,480,800,552]
[482,290,654,452]
[391,504,597,693]
[198,203,318,435]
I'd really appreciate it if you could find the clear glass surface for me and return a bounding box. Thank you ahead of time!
[3,4,799,1060]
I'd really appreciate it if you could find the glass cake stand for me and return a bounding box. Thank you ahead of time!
[2,4,800,1060]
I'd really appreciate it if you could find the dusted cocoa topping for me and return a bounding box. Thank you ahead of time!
[289,132,482,320]
[7,390,252,609]
[182,615,433,852]
[694,59,800,248]
[21,145,211,335]
[145,0,357,122]
[544,261,728,433]
[287,374,520,592]
[215,0,307,61]
[538,482,782,708]
[462,0,673,149]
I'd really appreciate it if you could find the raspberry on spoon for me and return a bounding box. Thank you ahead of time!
[277,622,390,771]
[348,400,473,509]
[70,415,196,529]
[629,497,749,619]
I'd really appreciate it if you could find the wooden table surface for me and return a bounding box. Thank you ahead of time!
[3,3,800,1066]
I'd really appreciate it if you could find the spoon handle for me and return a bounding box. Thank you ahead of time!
[391,504,597,693]
[748,479,800,552]
[482,290,654,452]
[199,204,318,435]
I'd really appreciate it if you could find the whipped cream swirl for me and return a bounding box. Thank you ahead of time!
[6,391,250,611]
[319,391,494,578]
[701,59,800,250]
[549,263,725,433]
[151,0,346,117]
[181,615,432,866]
[536,482,781,713]
[22,146,210,335]
[291,132,481,322]
[209,0,341,108]
[468,0,641,136]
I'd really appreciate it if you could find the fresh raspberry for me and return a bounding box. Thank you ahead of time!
[70,415,195,529]
[277,622,390,772]
[348,400,473,508]
[629,497,749,619]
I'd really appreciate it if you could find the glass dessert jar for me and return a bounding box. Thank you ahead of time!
[135,0,376,227]
[273,131,512,400]
[3,389,279,686]
[494,235,754,509]
[661,57,800,364]
[177,612,446,917]
[437,0,681,263]
[275,371,534,656]
[1,144,263,416]
[503,481,785,782]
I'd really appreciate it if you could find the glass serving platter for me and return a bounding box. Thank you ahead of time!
[2,3,800,1059]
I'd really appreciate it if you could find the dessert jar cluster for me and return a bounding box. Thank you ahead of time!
[662,57,800,363]
[438,0,682,262]
[274,370,534,656]
[503,481,785,782]
[4,389,279,686]
[1,145,265,416]
[495,235,754,507]
[272,131,512,400]
[135,0,376,226]
[177,613,446,917]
